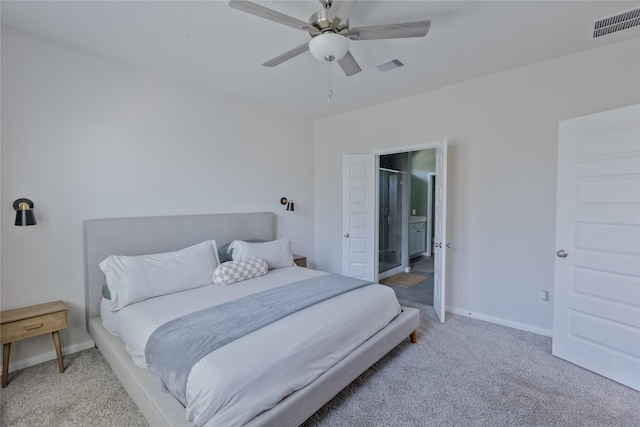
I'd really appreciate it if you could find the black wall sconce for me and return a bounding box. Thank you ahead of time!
[13,198,37,226]
[280,197,295,212]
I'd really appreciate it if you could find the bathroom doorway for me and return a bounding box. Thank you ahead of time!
[378,148,437,306]
[342,139,449,322]
[343,140,447,319]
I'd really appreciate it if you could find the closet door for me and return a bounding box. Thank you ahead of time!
[552,104,640,391]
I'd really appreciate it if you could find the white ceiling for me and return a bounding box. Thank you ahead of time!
[2,0,639,119]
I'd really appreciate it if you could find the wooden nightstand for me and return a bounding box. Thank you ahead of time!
[1,300,68,388]
[293,255,307,267]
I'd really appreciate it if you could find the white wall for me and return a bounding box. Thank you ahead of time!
[0,29,314,370]
[313,38,640,334]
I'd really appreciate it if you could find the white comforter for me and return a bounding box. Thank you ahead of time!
[101,266,401,427]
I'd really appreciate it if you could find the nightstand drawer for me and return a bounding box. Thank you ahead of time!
[2,300,69,387]
[1,310,67,344]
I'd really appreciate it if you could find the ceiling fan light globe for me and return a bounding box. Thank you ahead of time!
[309,32,348,63]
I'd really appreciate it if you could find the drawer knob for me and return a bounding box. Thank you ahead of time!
[25,323,44,331]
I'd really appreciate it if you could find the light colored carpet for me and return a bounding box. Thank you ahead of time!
[380,272,427,288]
[305,302,640,426]
[0,347,147,426]
[2,302,639,427]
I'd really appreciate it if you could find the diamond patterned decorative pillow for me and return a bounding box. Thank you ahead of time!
[212,258,268,286]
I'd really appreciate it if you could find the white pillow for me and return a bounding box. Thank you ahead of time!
[212,258,268,286]
[100,240,220,311]
[229,237,294,269]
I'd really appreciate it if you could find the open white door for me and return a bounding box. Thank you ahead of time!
[433,140,448,323]
[552,104,640,391]
[343,154,376,281]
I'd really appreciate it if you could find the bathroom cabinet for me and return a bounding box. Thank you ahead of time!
[410,220,426,256]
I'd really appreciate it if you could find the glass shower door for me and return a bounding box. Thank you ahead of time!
[379,169,403,274]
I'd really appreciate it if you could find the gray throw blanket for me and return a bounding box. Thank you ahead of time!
[145,273,372,406]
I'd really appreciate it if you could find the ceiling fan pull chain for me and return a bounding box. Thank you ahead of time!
[327,63,333,102]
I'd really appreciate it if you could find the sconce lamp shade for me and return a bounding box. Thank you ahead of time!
[280,197,295,212]
[308,32,349,62]
[13,198,37,226]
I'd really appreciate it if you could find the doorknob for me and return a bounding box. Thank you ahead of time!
[344,233,350,238]
[556,249,568,258]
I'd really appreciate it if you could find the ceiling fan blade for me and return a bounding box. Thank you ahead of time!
[229,0,310,31]
[262,42,310,67]
[328,0,358,24]
[338,51,362,77]
[349,20,431,40]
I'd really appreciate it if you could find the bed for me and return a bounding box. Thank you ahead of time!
[84,212,420,427]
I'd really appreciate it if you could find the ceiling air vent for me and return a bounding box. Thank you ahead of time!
[591,7,640,38]
[376,58,406,73]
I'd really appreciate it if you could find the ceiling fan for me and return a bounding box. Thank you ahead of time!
[229,0,431,77]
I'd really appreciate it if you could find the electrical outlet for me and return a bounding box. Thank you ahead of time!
[539,290,549,304]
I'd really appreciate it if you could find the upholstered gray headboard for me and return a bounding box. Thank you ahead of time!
[83,212,275,328]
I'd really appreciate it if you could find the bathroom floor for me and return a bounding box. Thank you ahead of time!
[385,256,434,306]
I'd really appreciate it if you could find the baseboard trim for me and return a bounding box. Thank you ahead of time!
[5,339,95,373]
[446,306,553,337]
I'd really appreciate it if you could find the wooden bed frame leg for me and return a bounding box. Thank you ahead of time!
[410,331,417,343]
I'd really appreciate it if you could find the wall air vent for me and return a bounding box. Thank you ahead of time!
[376,58,406,72]
[591,7,640,38]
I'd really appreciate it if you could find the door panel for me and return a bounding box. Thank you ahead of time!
[433,140,448,323]
[343,154,375,281]
[552,104,640,391]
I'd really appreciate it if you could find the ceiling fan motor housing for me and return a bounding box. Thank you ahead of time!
[307,4,350,62]
[308,8,348,36]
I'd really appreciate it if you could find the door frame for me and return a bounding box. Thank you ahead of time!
[373,140,446,283]
[373,138,448,322]
[343,139,448,319]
